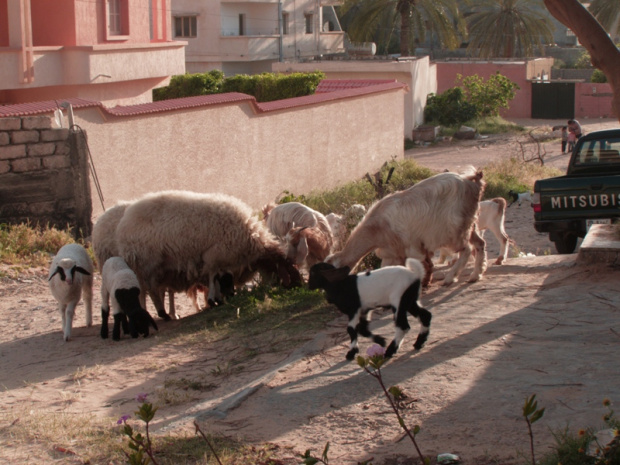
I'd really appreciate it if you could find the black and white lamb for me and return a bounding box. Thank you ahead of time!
[48,243,94,341]
[308,257,431,361]
[100,256,158,341]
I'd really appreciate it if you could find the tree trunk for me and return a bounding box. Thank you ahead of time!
[544,0,620,122]
[398,0,413,57]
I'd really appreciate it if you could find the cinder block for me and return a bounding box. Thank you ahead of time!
[0,144,26,160]
[0,118,21,131]
[11,157,41,172]
[43,155,71,169]
[28,142,56,156]
[40,128,70,142]
[11,130,40,144]
[22,116,52,130]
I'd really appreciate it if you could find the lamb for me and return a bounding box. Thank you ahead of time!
[308,258,431,360]
[263,201,334,269]
[116,190,302,319]
[439,197,511,266]
[326,170,487,287]
[508,190,532,207]
[92,201,230,318]
[48,243,94,341]
[100,257,158,341]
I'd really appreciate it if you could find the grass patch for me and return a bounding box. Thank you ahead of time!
[0,222,77,267]
[433,116,525,137]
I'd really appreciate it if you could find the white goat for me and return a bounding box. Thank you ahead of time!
[439,197,511,266]
[100,257,158,340]
[508,190,532,207]
[48,243,93,341]
[116,191,302,319]
[326,204,367,251]
[326,171,487,287]
[309,258,431,360]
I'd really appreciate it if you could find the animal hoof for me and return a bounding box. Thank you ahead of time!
[346,348,359,361]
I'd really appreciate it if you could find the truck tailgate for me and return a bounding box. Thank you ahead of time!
[534,175,620,221]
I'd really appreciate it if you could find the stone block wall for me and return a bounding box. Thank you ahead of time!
[0,116,92,238]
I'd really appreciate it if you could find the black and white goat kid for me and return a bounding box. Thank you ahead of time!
[309,258,431,360]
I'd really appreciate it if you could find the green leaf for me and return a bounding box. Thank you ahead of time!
[530,408,545,424]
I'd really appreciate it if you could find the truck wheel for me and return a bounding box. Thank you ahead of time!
[553,234,578,254]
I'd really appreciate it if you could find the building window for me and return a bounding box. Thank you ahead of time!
[282,12,289,35]
[305,13,313,34]
[106,0,129,39]
[174,16,197,38]
[239,14,246,36]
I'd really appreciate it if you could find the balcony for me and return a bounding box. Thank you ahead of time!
[219,35,280,62]
[0,42,185,90]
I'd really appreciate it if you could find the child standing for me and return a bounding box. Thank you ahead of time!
[561,126,568,153]
[567,130,577,153]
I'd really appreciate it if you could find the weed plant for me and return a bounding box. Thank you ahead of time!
[0,222,76,267]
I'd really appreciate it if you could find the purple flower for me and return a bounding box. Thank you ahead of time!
[366,344,386,358]
[117,414,130,425]
[136,393,148,403]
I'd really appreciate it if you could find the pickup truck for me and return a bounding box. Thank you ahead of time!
[532,128,620,254]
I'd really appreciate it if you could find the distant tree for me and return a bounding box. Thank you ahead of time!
[588,0,620,40]
[466,0,554,58]
[338,0,467,57]
[544,0,620,122]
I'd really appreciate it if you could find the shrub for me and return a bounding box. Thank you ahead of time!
[457,72,520,118]
[153,70,225,101]
[424,88,478,126]
[591,69,608,83]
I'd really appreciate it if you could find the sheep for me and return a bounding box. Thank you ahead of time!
[48,243,94,341]
[508,190,532,207]
[439,197,511,266]
[100,257,158,340]
[92,201,229,318]
[308,258,431,360]
[263,201,334,269]
[115,190,302,319]
[326,170,487,287]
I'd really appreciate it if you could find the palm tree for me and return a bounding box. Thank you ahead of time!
[338,0,467,57]
[588,0,620,41]
[466,0,554,58]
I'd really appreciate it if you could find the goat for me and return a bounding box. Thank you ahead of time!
[508,190,532,207]
[439,198,511,266]
[326,171,487,287]
[308,258,431,360]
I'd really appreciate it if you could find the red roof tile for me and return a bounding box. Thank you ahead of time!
[315,79,398,93]
[0,98,101,117]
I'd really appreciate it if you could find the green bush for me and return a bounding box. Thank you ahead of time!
[424,88,478,126]
[591,69,608,83]
[153,70,225,101]
[154,71,325,103]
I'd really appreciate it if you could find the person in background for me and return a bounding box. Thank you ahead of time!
[567,129,577,152]
[567,119,583,140]
[561,126,568,153]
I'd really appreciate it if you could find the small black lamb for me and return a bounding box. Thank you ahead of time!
[308,258,431,360]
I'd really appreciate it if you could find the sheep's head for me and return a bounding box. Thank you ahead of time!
[254,247,302,289]
[49,258,91,285]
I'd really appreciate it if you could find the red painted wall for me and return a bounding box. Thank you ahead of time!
[0,0,8,46]
[575,82,615,118]
[31,0,77,46]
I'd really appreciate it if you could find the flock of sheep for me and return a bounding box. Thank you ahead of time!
[47,168,512,359]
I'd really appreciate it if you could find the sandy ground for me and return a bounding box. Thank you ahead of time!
[1,118,619,465]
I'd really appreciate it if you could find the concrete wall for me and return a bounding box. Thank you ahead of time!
[575,82,615,118]
[435,58,554,118]
[0,116,91,236]
[272,57,437,139]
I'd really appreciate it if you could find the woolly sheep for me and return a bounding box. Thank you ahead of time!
[309,258,431,360]
[326,171,487,287]
[100,257,158,340]
[116,190,302,319]
[48,243,93,341]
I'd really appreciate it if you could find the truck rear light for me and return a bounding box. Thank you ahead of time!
[531,192,541,212]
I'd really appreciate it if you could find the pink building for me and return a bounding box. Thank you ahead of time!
[0,0,186,106]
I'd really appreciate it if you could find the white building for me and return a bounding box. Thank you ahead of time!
[172,0,346,75]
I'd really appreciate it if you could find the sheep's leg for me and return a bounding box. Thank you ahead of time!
[59,302,67,335]
[410,307,432,350]
[207,274,223,307]
[100,307,110,339]
[167,290,178,319]
[112,313,126,340]
[467,228,487,282]
[148,287,170,320]
[63,302,77,341]
[83,277,93,327]
[489,224,510,265]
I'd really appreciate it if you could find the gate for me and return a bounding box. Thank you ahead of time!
[531,82,575,119]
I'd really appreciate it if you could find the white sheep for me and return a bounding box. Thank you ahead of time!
[326,170,487,287]
[263,201,334,269]
[100,257,158,340]
[439,197,511,266]
[326,204,367,251]
[116,190,302,319]
[309,258,431,360]
[48,243,94,341]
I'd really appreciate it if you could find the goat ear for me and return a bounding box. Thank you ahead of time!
[321,266,351,283]
[75,266,91,276]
